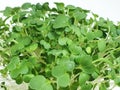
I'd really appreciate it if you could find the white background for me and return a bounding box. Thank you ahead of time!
[0,0,120,90]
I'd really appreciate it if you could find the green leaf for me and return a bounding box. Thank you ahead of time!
[117,29,120,35]
[11,43,24,54]
[7,62,16,71]
[26,43,38,52]
[76,55,95,74]
[53,14,69,29]
[28,57,38,65]
[22,37,31,46]
[40,40,51,49]
[92,13,99,18]
[70,82,79,90]
[114,77,120,86]
[48,49,68,56]
[10,56,20,64]
[47,32,56,40]
[66,5,76,10]
[57,73,70,87]
[86,47,91,54]
[61,50,69,56]
[92,72,99,79]
[83,65,95,74]
[0,18,4,26]
[64,60,75,72]
[66,38,73,45]
[81,84,92,90]
[23,74,34,83]
[13,25,22,32]
[71,25,81,37]
[30,18,43,25]
[22,3,31,9]
[7,56,20,71]
[94,30,103,38]
[3,7,13,16]
[98,39,106,52]
[19,64,28,74]
[9,32,21,39]
[55,2,64,11]
[36,3,42,10]
[10,68,20,78]
[9,61,28,78]
[30,75,45,89]
[15,75,23,84]
[59,59,75,72]
[73,10,86,20]
[42,2,50,11]
[69,44,82,55]
[29,75,53,90]
[76,55,92,66]
[58,37,67,45]
[16,36,31,46]
[109,69,116,79]
[86,32,95,40]
[97,17,106,27]
[79,72,90,85]
[99,83,107,90]
[40,83,53,90]
[52,65,66,78]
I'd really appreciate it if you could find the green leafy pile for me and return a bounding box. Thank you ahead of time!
[1,2,120,90]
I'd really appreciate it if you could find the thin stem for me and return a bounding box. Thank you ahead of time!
[92,58,105,64]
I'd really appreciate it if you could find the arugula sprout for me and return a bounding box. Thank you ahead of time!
[0,2,120,90]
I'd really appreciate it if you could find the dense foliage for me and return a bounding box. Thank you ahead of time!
[1,2,120,90]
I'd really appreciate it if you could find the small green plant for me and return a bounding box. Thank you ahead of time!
[1,2,120,90]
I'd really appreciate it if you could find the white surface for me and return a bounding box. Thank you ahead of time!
[0,0,120,90]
